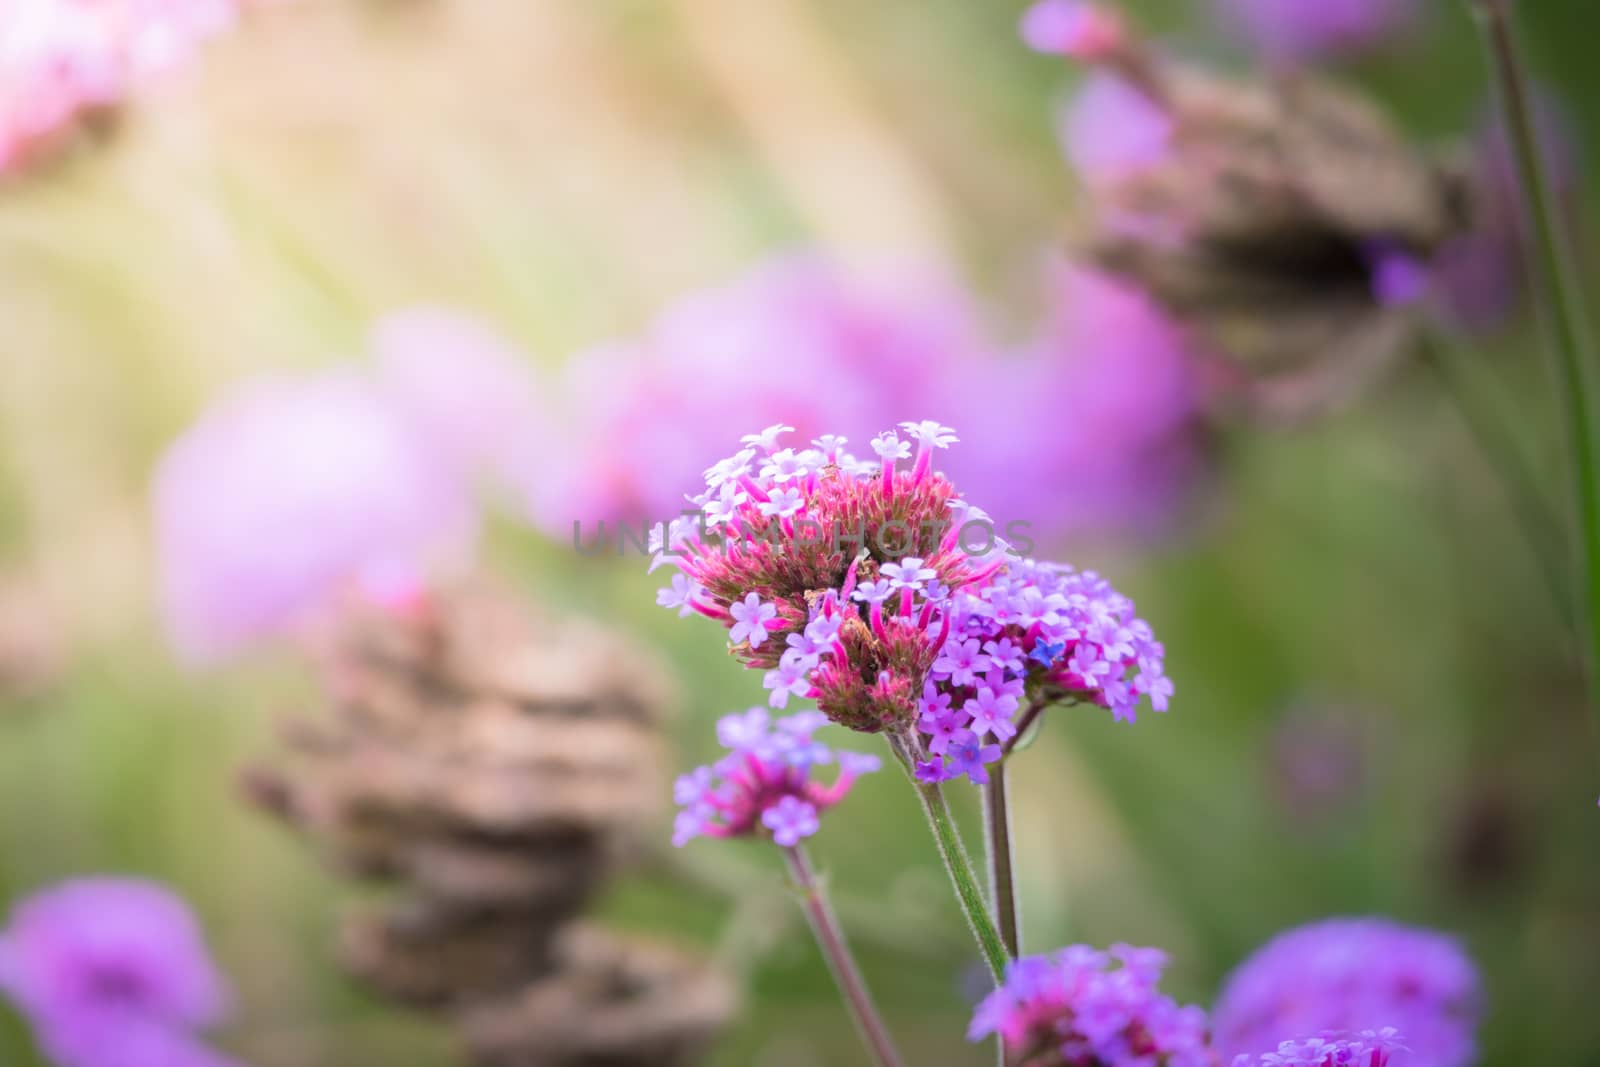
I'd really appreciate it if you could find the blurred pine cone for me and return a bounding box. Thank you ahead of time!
[1083,68,1476,422]
[459,924,736,1067]
[246,580,734,1064]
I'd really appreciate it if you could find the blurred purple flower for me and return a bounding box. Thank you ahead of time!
[536,255,985,533]
[154,368,475,664]
[542,253,1205,547]
[0,878,241,1067]
[1369,248,1432,308]
[1020,0,1126,61]
[369,307,549,496]
[1213,918,1482,1067]
[951,265,1205,537]
[1216,0,1424,63]
[1059,72,1173,181]
[969,944,1211,1066]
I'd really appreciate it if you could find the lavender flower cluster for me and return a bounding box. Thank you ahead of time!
[672,708,882,849]
[654,423,1171,784]
[969,945,1211,1067]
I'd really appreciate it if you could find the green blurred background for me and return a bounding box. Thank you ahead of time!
[1,0,1598,1063]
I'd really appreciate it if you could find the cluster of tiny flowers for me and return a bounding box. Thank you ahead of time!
[1212,918,1480,1067]
[1,0,258,174]
[911,555,1169,783]
[672,708,882,848]
[1231,1030,1408,1067]
[654,423,1170,783]
[968,945,1211,1067]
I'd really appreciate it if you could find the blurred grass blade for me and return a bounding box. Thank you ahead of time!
[1469,0,1600,751]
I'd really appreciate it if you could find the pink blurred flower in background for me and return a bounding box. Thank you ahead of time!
[154,368,475,664]
[1019,0,1127,62]
[0,0,258,174]
[538,253,1205,548]
[1058,71,1172,182]
[370,306,549,498]
[1215,0,1424,63]
[0,878,240,1067]
[154,310,545,664]
[950,265,1206,538]
[535,254,986,531]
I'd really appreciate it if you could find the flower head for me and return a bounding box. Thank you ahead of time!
[904,555,1169,781]
[1232,1029,1409,1067]
[656,425,1171,773]
[969,944,1211,1067]
[1213,919,1481,1067]
[0,878,240,1067]
[672,709,881,848]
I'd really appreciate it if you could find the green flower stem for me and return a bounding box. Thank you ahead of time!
[888,731,1011,982]
[782,845,905,1067]
[1470,0,1600,741]
[984,760,1021,960]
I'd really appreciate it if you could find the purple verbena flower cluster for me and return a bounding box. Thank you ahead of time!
[968,944,1211,1067]
[672,708,882,848]
[654,424,1170,783]
[0,878,240,1067]
[910,555,1169,784]
[1230,1029,1408,1067]
[1213,918,1481,1067]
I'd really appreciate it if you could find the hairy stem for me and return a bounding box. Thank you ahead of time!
[1470,0,1600,741]
[888,731,1011,981]
[783,845,905,1067]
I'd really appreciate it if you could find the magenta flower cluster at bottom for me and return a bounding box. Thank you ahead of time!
[970,945,1212,1066]
[971,944,1421,1067]
[0,879,240,1067]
